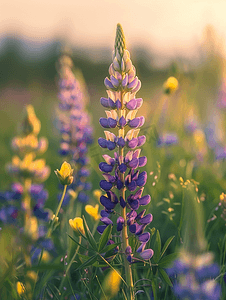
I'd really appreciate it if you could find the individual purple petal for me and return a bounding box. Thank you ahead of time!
[129,118,140,128]
[137,136,146,147]
[99,162,114,173]
[128,199,139,210]
[109,98,116,109]
[101,210,110,217]
[128,138,138,149]
[128,158,139,169]
[108,118,117,128]
[139,195,151,205]
[126,99,137,110]
[138,116,145,127]
[139,214,153,224]
[129,223,144,235]
[107,141,116,151]
[120,196,126,208]
[119,163,127,173]
[107,191,118,204]
[136,242,146,253]
[110,75,119,88]
[122,74,128,87]
[136,209,146,220]
[135,98,143,109]
[127,181,137,191]
[127,255,132,263]
[127,77,138,89]
[115,99,122,109]
[139,156,147,167]
[131,170,139,181]
[102,154,115,165]
[100,195,116,210]
[102,173,116,183]
[100,217,113,225]
[117,180,123,190]
[132,79,141,93]
[127,217,135,226]
[125,151,133,163]
[139,249,154,260]
[117,217,124,231]
[98,137,107,148]
[117,137,125,147]
[97,225,107,234]
[127,210,137,219]
[119,116,127,127]
[136,171,147,187]
[104,77,115,89]
[133,188,144,199]
[99,180,113,191]
[99,118,110,128]
[125,246,132,255]
[100,97,110,108]
[138,232,150,243]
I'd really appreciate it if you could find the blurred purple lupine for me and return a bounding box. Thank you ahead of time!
[97,24,153,265]
[56,55,93,204]
[167,252,221,300]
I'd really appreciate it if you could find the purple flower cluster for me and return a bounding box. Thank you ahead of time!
[0,183,50,225]
[97,24,153,262]
[157,133,178,147]
[168,252,221,300]
[57,55,93,203]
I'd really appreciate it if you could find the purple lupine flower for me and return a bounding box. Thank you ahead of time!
[56,55,93,205]
[157,132,178,147]
[97,24,153,262]
[167,252,221,300]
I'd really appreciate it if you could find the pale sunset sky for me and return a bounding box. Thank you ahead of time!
[1,0,226,61]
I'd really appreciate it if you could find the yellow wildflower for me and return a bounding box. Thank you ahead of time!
[69,217,85,235]
[55,161,74,185]
[16,281,25,296]
[85,204,100,221]
[163,76,178,94]
[101,269,121,299]
[27,216,38,240]
[93,189,102,201]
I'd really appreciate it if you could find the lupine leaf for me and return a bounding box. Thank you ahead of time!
[67,234,90,251]
[153,230,161,262]
[159,268,173,287]
[158,253,178,267]
[100,242,121,254]
[160,236,175,259]
[98,224,112,252]
[74,254,98,271]
[82,216,98,251]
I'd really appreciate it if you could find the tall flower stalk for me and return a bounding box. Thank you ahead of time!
[98,24,153,299]
[56,55,93,213]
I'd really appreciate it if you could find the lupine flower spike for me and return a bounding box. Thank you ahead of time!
[98,24,154,298]
[56,55,93,208]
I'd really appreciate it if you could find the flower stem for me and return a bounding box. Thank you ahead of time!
[119,91,134,299]
[47,184,67,237]
[23,178,32,233]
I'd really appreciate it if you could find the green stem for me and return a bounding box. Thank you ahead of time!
[47,185,67,238]
[59,236,81,292]
[119,91,134,299]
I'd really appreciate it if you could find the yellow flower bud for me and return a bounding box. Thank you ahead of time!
[93,189,102,201]
[69,217,85,235]
[26,271,38,282]
[101,269,121,299]
[41,250,51,262]
[85,204,100,221]
[55,161,74,185]
[163,76,178,94]
[16,281,25,296]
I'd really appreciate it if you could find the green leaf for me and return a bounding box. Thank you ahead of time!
[160,236,175,259]
[100,242,121,254]
[98,224,112,252]
[153,230,161,262]
[75,254,98,271]
[67,234,90,251]
[158,253,178,268]
[159,268,173,287]
[82,216,98,251]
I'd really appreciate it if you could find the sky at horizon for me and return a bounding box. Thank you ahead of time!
[1,0,226,64]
